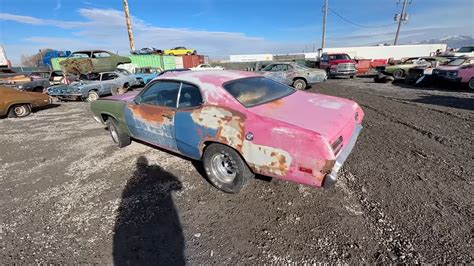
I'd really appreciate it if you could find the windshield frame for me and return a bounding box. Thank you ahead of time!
[222,76,296,108]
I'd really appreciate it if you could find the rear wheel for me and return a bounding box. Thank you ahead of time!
[86,90,99,102]
[107,117,131,148]
[469,78,474,90]
[8,104,32,118]
[350,75,355,79]
[293,79,307,90]
[393,69,404,79]
[203,143,254,193]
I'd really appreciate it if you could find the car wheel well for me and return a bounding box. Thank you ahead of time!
[7,103,31,113]
[201,140,253,170]
[100,113,117,124]
[293,77,307,83]
[33,86,44,92]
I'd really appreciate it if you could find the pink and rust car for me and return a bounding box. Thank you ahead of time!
[433,57,474,90]
[90,70,364,193]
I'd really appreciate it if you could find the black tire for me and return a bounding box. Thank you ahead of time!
[107,117,131,148]
[119,83,130,94]
[393,69,404,79]
[326,68,331,79]
[469,78,474,90]
[350,75,355,79]
[203,143,254,193]
[8,104,32,118]
[292,78,307,90]
[86,90,99,102]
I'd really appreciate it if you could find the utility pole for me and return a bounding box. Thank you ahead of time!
[123,0,135,51]
[394,0,411,45]
[321,0,328,49]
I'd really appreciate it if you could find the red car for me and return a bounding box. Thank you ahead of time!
[319,53,358,78]
[90,70,364,193]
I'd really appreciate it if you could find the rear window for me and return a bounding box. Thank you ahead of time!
[223,77,295,107]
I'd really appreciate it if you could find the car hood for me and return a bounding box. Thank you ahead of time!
[249,91,362,141]
[103,91,139,102]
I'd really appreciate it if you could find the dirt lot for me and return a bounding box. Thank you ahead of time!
[1,78,472,264]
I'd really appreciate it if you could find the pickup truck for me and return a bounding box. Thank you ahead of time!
[319,53,357,78]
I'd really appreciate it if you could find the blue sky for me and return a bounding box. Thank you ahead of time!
[0,0,473,65]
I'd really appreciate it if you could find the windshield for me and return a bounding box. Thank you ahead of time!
[447,58,466,66]
[329,54,351,60]
[457,47,474,53]
[116,68,131,75]
[223,77,295,107]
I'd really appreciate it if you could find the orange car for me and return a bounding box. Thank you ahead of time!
[0,85,52,118]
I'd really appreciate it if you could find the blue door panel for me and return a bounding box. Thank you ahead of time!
[174,111,217,159]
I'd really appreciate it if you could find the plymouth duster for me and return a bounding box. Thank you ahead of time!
[90,70,364,193]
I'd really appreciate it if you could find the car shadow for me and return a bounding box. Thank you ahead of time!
[112,156,185,265]
[34,103,61,112]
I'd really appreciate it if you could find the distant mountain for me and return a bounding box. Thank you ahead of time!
[416,35,473,48]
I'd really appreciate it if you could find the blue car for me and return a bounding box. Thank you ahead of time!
[133,67,162,85]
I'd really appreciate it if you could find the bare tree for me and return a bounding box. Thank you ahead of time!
[20,48,54,67]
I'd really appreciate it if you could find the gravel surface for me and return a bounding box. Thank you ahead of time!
[1,78,472,264]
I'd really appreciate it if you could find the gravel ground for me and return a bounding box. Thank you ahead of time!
[1,78,472,264]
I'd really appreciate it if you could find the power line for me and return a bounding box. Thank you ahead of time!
[327,7,396,28]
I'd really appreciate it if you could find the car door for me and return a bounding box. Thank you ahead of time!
[99,73,117,95]
[124,80,180,151]
[92,51,113,72]
[174,82,206,159]
[265,64,288,84]
[320,54,330,70]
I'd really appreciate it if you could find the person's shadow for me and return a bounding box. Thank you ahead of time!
[113,156,185,265]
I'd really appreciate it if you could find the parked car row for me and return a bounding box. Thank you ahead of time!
[374,55,474,90]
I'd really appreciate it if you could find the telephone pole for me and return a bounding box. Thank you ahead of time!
[394,0,410,45]
[321,0,328,49]
[123,0,135,51]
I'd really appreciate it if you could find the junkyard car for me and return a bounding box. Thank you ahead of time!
[48,72,138,101]
[433,57,474,89]
[0,85,52,118]
[164,47,197,56]
[259,62,327,89]
[0,72,51,93]
[59,50,132,75]
[376,57,450,79]
[90,70,364,193]
[133,67,163,85]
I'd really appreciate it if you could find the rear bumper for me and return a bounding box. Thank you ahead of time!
[322,125,363,188]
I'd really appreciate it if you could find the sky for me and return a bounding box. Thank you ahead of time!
[0,0,473,65]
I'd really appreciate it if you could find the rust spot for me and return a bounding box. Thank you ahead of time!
[267,99,285,109]
[128,104,173,124]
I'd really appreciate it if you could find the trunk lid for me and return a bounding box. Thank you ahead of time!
[249,91,360,141]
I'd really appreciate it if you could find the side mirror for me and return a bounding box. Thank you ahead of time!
[133,96,141,105]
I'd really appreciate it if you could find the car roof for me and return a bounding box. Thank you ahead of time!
[158,70,260,86]
[73,50,110,53]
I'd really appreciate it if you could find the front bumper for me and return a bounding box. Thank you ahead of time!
[322,125,363,188]
[330,69,357,76]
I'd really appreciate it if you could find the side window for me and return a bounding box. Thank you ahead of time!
[93,52,111,58]
[178,83,203,108]
[140,81,180,108]
[101,73,118,81]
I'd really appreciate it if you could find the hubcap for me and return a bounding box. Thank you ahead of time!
[210,153,237,183]
[110,125,119,143]
[14,106,26,116]
[295,82,303,89]
[88,93,98,101]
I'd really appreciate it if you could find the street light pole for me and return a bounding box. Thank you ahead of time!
[394,0,410,45]
[123,0,136,51]
[321,0,328,49]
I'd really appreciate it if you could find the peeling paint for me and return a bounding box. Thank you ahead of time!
[128,104,173,125]
[308,98,344,110]
[242,141,292,176]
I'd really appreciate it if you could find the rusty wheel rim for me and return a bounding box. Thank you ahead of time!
[14,106,27,116]
[210,153,237,183]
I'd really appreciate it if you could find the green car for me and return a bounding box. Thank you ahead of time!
[376,57,450,79]
[59,50,131,75]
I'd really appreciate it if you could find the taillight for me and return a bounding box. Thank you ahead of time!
[332,136,343,155]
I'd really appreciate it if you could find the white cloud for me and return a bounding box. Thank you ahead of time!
[54,0,61,11]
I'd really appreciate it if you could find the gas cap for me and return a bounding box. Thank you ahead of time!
[245,132,254,141]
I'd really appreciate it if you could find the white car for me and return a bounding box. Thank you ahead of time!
[190,64,225,71]
[453,46,474,57]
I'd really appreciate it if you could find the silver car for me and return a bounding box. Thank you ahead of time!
[259,62,327,89]
[47,72,140,101]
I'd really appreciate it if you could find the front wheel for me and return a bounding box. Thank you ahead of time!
[8,104,32,118]
[107,117,131,148]
[293,79,307,90]
[393,69,404,79]
[86,91,99,102]
[203,143,254,193]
